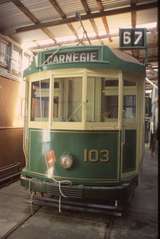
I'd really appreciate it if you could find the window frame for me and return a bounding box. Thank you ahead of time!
[0,39,9,68]
[123,85,137,128]
[28,69,137,130]
[28,72,51,129]
[52,76,83,123]
[51,72,84,130]
[86,76,119,124]
[30,78,50,122]
[11,45,22,76]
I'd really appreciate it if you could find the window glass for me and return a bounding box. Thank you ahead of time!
[101,78,118,120]
[104,80,118,87]
[102,96,118,119]
[123,95,136,119]
[0,40,8,67]
[31,79,50,121]
[87,77,118,122]
[145,97,151,117]
[124,80,136,86]
[12,45,22,75]
[53,77,82,122]
[22,53,31,71]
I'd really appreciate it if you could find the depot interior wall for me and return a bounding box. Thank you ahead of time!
[0,75,20,127]
[0,75,25,168]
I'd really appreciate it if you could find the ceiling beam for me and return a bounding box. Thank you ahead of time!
[30,33,158,51]
[48,0,80,41]
[11,0,39,24]
[41,28,57,43]
[13,2,157,33]
[96,0,112,42]
[90,18,103,43]
[131,0,137,28]
[131,0,137,58]
[67,23,79,40]
[80,0,103,44]
[49,0,66,18]
[11,0,57,43]
[0,0,10,4]
[31,33,113,50]
[80,0,90,14]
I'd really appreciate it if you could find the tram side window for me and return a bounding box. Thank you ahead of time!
[123,80,136,119]
[53,77,82,122]
[123,95,136,119]
[102,95,118,119]
[101,79,118,121]
[31,79,50,121]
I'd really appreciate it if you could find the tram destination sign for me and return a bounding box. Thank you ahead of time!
[119,28,146,49]
[43,50,99,65]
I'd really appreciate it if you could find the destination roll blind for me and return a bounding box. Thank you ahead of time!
[44,50,99,65]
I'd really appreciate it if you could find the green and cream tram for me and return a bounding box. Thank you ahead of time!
[21,46,145,208]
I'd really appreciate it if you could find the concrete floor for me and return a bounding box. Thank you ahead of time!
[0,147,158,239]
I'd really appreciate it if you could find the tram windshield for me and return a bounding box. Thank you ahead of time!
[52,77,82,122]
[30,76,136,125]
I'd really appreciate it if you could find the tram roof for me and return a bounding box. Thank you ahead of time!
[24,45,145,77]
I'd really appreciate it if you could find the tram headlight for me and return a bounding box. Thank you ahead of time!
[60,154,73,169]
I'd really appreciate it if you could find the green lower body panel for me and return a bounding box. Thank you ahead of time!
[21,128,138,202]
[26,129,120,184]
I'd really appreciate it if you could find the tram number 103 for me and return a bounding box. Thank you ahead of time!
[84,149,110,162]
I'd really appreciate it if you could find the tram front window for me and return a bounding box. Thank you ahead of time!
[53,77,82,122]
[102,96,118,119]
[87,77,118,122]
[31,79,49,121]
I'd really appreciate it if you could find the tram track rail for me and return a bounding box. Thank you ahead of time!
[0,190,121,239]
[0,205,41,239]
[0,192,121,239]
[0,200,116,239]
[104,217,114,239]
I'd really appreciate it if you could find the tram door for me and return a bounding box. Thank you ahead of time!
[121,80,137,176]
